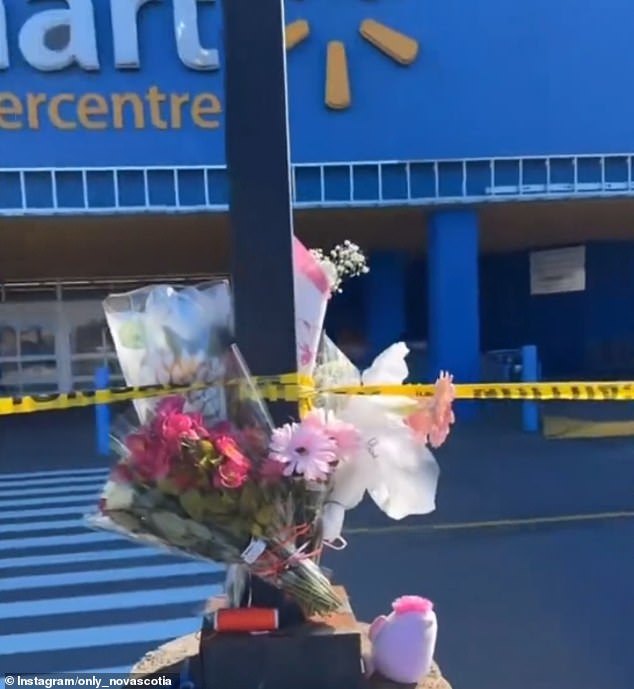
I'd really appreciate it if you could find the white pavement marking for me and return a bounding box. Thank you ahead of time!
[0,467,223,672]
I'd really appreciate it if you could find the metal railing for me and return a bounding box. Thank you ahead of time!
[2,153,634,215]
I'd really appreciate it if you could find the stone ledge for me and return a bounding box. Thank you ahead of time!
[131,625,452,689]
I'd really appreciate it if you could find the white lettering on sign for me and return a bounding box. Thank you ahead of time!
[0,0,220,72]
[0,3,7,69]
[110,0,154,69]
[174,0,219,70]
[18,0,99,72]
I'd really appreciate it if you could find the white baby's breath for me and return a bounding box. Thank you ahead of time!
[311,240,370,293]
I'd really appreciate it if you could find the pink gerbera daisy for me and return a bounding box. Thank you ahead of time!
[303,408,361,457]
[268,421,337,481]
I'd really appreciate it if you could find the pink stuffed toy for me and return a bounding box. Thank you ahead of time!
[365,596,438,684]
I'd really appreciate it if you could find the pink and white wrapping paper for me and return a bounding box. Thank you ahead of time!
[293,238,332,376]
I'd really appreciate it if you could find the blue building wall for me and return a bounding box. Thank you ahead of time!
[481,242,634,379]
[3,0,634,383]
[3,0,634,170]
[326,241,634,381]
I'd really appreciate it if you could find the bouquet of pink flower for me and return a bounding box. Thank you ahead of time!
[89,346,361,616]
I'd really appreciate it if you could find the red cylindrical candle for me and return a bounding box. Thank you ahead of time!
[213,607,279,633]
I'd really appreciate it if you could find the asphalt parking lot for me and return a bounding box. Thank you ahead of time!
[1,406,633,689]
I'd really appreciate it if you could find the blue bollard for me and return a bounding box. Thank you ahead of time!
[94,365,111,456]
[521,345,539,433]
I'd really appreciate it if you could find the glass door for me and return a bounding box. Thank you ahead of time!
[0,314,62,394]
[64,301,124,391]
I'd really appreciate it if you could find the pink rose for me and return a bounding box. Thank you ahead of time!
[211,433,249,464]
[210,432,252,489]
[160,411,209,452]
[213,454,251,489]
[188,413,208,435]
[156,396,185,416]
[126,432,172,482]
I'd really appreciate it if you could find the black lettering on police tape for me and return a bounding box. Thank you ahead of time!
[597,385,613,399]
[570,386,580,399]
[15,393,62,405]
[137,384,171,394]
[65,391,89,400]
[551,387,562,399]
[108,385,135,395]
[35,393,62,403]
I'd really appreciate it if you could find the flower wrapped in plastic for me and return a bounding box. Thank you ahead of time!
[313,333,361,413]
[88,338,364,616]
[103,279,234,424]
[313,339,455,546]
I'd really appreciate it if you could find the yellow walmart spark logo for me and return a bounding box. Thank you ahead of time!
[285,16,419,111]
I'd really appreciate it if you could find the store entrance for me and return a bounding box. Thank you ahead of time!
[0,276,220,395]
[0,305,62,394]
[0,297,138,394]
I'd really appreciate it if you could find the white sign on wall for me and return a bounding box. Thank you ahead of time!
[530,245,586,295]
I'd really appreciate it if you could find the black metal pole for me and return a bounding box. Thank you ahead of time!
[219,0,306,622]
[220,0,297,427]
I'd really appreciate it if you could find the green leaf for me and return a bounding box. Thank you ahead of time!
[118,322,145,349]
[239,482,260,515]
[134,488,165,510]
[184,520,215,542]
[254,504,277,529]
[150,511,191,546]
[180,490,206,521]
[157,479,181,497]
[106,510,143,533]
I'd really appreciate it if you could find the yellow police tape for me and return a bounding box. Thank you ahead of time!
[2,375,634,417]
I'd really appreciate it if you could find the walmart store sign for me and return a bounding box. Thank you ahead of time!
[0,0,222,131]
